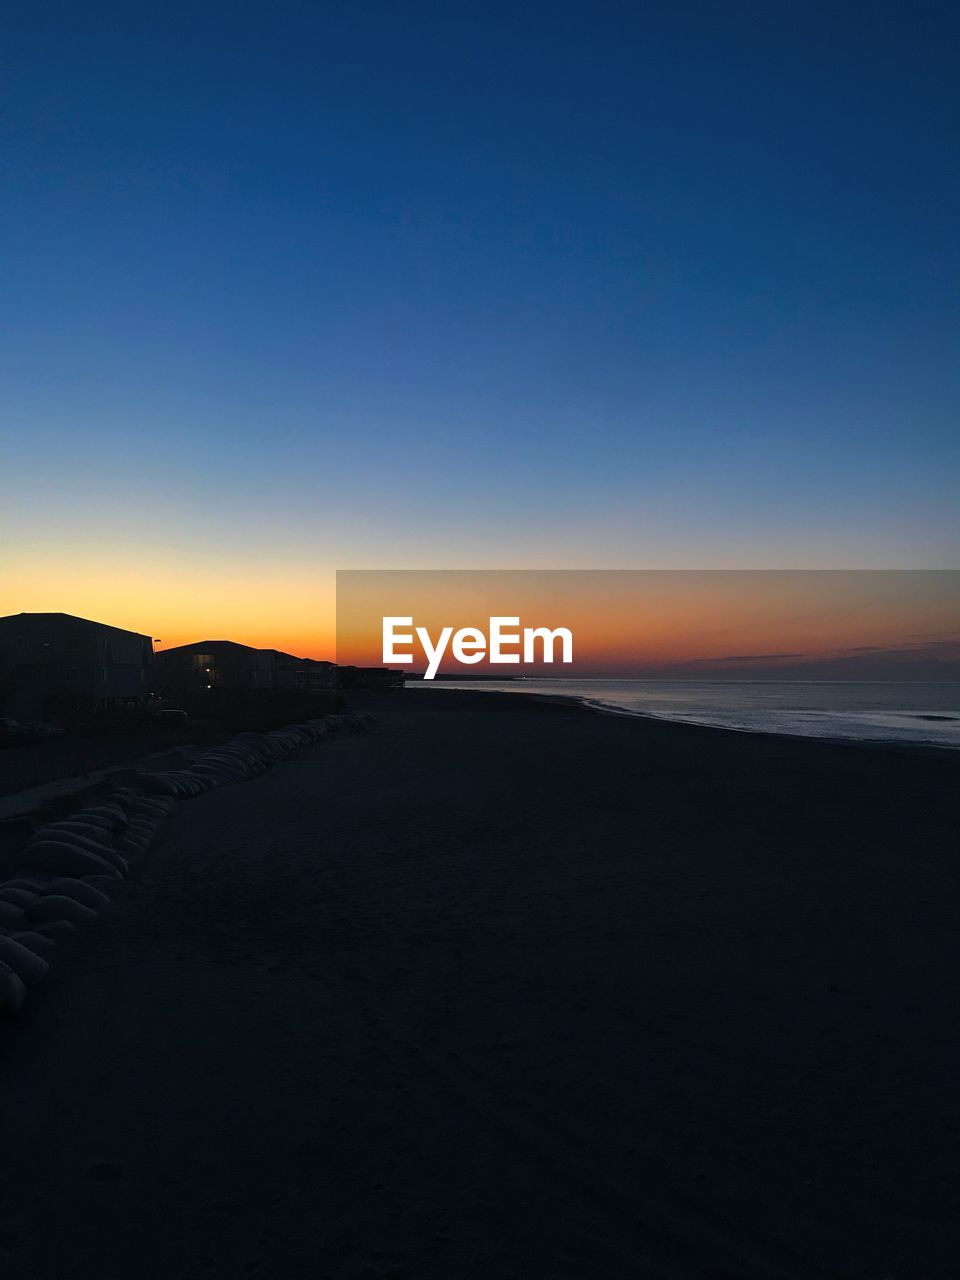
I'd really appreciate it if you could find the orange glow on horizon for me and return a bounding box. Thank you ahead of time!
[336,570,960,674]
[4,563,958,673]
[1,555,336,661]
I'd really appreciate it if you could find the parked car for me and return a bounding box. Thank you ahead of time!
[151,708,189,726]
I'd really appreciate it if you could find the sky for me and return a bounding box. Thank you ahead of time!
[336,570,960,677]
[2,2,958,658]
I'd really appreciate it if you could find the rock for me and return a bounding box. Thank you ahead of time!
[26,895,99,925]
[0,934,49,985]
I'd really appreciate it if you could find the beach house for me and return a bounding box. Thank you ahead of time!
[0,612,154,720]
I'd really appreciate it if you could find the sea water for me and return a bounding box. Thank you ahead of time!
[410,679,960,749]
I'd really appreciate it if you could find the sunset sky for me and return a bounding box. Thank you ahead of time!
[3,3,958,658]
[336,571,960,677]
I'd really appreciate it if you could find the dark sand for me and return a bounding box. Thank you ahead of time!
[1,689,959,1278]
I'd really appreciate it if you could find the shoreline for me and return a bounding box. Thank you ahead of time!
[406,680,960,758]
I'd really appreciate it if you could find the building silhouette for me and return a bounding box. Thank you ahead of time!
[0,612,153,720]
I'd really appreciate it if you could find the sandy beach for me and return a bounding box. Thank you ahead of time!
[2,688,959,1278]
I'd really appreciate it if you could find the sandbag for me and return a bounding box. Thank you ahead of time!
[0,962,27,1014]
[0,887,37,909]
[13,930,56,957]
[29,919,76,939]
[80,876,118,895]
[64,811,114,827]
[72,810,126,830]
[44,822,118,849]
[134,799,170,817]
[0,902,26,929]
[128,818,157,833]
[125,829,156,846]
[27,895,99,925]
[2,876,53,894]
[0,935,49,985]
[31,830,128,874]
[139,775,180,796]
[21,840,122,879]
[80,805,126,822]
[48,878,110,909]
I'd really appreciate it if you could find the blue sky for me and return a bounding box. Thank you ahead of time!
[2,1,958,647]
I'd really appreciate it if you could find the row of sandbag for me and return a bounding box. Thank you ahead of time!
[0,711,374,1015]
[0,790,173,1014]
[133,712,374,800]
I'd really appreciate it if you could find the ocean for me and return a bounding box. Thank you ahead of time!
[410,679,960,749]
